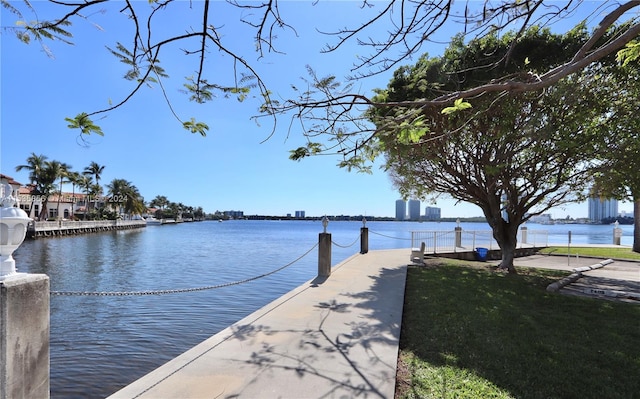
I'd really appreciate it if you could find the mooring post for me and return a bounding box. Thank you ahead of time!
[360,217,368,254]
[318,216,332,277]
[0,183,50,399]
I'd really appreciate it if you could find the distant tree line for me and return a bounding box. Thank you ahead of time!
[148,195,205,221]
[15,153,204,221]
[601,216,635,225]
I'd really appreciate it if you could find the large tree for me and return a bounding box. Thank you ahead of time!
[2,0,639,152]
[373,28,609,272]
[591,58,640,252]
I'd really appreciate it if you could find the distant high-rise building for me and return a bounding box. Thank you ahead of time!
[224,210,244,219]
[408,199,421,221]
[424,206,441,221]
[588,196,618,223]
[295,210,306,218]
[395,200,406,221]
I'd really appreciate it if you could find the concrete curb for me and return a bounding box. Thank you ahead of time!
[571,258,614,273]
[546,259,614,293]
[546,273,583,292]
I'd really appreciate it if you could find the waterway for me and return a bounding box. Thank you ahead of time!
[13,220,634,398]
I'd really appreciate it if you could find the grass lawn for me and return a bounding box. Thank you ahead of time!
[539,246,640,261]
[396,259,640,399]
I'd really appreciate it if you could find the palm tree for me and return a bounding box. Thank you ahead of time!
[106,178,145,218]
[150,195,169,209]
[105,178,127,216]
[83,161,105,185]
[37,160,62,220]
[15,153,48,218]
[66,171,82,220]
[77,175,93,220]
[55,162,72,219]
[123,186,146,217]
[83,162,105,213]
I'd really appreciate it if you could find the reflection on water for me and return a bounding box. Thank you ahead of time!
[11,220,634,398]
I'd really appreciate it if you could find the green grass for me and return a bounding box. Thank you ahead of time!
[539,246,640,261]
[396,260,640,399]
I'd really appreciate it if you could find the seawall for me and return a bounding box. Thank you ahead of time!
[27,220,146,238]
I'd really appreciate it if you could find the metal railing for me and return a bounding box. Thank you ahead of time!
[411,228,549,254]
[34,220,146,231]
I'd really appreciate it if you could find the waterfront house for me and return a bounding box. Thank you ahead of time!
[0,174,22,201]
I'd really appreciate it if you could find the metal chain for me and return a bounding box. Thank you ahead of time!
[51,243,319,296]
[369,230,411,241]
[331,233,361,248]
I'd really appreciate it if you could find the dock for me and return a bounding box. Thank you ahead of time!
[108,248,409,399]
[27,220,146,238]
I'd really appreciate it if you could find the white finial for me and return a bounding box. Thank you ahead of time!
[1,183,16,207]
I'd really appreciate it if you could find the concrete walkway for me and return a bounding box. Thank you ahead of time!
[504,253,640,303]
[108,249,409,399]
[108,247,639,399]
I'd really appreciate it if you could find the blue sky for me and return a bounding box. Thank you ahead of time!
[0,1,624,218]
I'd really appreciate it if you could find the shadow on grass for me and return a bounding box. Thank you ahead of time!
[399,262,640,399]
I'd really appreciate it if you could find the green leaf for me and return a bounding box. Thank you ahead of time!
[182,118,209,137]
[441,98,473,115]
[616,41,640,67]
[65,113,104,136]
[289,142,322,161]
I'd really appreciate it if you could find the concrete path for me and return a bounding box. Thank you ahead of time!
[108,249,409,399]
[108,247,639,399]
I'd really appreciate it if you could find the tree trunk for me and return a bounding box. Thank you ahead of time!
[633,197,640,253]
[39,198,49,221]
[492,221,519,274]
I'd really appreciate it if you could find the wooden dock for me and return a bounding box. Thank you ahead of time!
[27,220,146,238]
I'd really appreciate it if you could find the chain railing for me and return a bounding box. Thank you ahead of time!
[51,242,319,296]
[331,232,362,248]
[369,230,412,241]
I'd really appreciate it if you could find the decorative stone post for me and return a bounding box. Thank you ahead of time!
[360,217,368,254]
[613,220,622,245]
[318,216,331,277]
[0,183,50,399]
[521,225,528,244]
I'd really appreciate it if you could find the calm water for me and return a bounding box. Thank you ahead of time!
[13,220,634,398]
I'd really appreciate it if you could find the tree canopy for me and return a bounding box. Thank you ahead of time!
[590,58,640,251]
[373,26,611,271]
[2,0,639,162]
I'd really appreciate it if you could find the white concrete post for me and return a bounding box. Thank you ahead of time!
[0,183,50,398]
[613,221,622,245]
[454,219,462,248]
[521,226,528,244]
